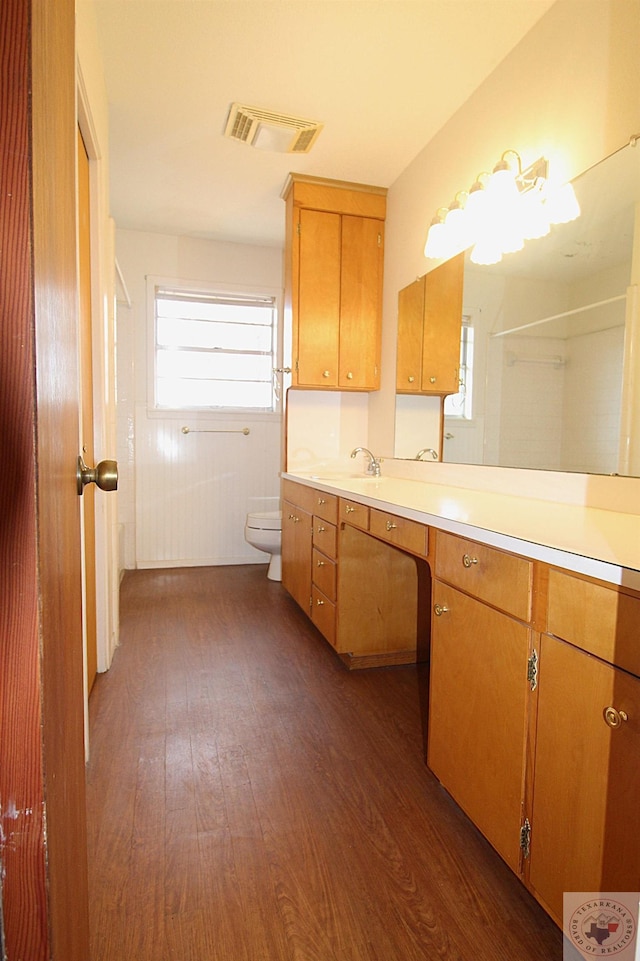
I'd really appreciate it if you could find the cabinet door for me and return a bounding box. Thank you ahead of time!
[339,215,383,389]
[529,634,640,925]
[396,276,425,392]
[281,499,312,613]
[421,252,464,394]
[427,582,530,873]
[296,208,341,386]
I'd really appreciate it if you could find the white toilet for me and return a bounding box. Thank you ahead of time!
[244,510,282,581]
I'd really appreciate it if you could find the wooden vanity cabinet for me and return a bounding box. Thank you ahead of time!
[281,481,640,932]
[311,507,338,645]
[527,572,640,925]
[428,530,534,873]
[283,175,386,391]
[281,481,425,668]
[396,252,464,395]
[281,479,340,644]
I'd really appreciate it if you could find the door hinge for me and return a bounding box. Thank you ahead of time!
[520,818,531,859]
[527,649,538,691]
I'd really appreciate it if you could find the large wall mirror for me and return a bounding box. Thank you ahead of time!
[394,139,640,475]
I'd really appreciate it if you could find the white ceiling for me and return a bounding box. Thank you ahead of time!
[89,0,556,248]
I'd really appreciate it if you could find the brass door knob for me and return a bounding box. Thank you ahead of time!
[77,456,118,496]
[603,706,629,729]
[434,604,449,616]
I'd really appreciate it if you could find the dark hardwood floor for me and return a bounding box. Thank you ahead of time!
[86,564,562,961]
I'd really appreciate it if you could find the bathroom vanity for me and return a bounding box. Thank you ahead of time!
[280,468,640,930]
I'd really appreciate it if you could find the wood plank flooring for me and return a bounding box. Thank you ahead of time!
[86,565,562,961]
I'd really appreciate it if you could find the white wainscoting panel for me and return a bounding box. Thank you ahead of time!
[135,408,281,568]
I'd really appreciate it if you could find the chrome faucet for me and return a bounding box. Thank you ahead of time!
[350,447,381,477]
[415,448,438,461]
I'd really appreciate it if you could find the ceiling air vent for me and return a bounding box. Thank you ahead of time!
[224,103,323,154]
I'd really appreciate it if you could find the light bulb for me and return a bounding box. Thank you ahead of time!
[424,219,448,259]
[470,236,502,265]
[545,181,581,225]
[520,180,551,240]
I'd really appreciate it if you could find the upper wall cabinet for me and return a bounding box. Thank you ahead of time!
[282,174,386,391]
[396,252,464,395]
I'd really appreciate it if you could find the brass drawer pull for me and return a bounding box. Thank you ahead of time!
[434,604,449,616]
[322,370,330,378]
[603,706,629,729]
[462,553,478,568]
[386,521,397,531]
[316,598,325,607]
[345,505,355,514]
[316,559,325,567]
[318,497,326,505]
[317,526,326,533]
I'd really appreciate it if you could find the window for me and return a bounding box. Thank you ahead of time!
[151,282,278,411]
[444,313,474,419]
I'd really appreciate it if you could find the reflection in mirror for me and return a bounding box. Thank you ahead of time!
[394,139,640,475]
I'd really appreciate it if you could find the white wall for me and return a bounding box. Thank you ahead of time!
[116,229,283,568]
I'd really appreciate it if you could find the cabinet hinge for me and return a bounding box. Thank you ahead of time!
[377,232,382,247]
[295,358,299,372]
[297,221,301,236]
[520,818,531,859]
[527,649,539,691]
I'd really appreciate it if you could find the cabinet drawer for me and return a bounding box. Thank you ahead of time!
[339,498,369,531]
[313,491,338,524]
[281,479,317,514]
[435,531,532,622]
[311,586,336,646]
[547,569,640,677]
[282,480,338,523]
[369,509,428,556]
[312,547,336,601]
[313,519,337,559]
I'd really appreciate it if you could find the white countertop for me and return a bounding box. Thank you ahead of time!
[282,470,640,590]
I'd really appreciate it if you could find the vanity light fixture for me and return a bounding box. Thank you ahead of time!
[423,150,580,265]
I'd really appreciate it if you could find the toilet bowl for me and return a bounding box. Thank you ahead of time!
[244,510,282,581]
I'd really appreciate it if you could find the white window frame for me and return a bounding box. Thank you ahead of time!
[146,276,282,420]
[444,309,476,421]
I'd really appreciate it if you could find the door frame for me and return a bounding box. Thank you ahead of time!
[77,61,120,738]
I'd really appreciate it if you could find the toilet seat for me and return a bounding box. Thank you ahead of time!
[246,510,282,531]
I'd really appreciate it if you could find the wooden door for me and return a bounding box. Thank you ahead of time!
[0,0,90,957]
[338,215,383,389]
[427,582,530,873]
[77,127,98,692]
[295,208,341,386]
[529,634,640,925]
[421,252,464,394]
[396,276,425,392]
